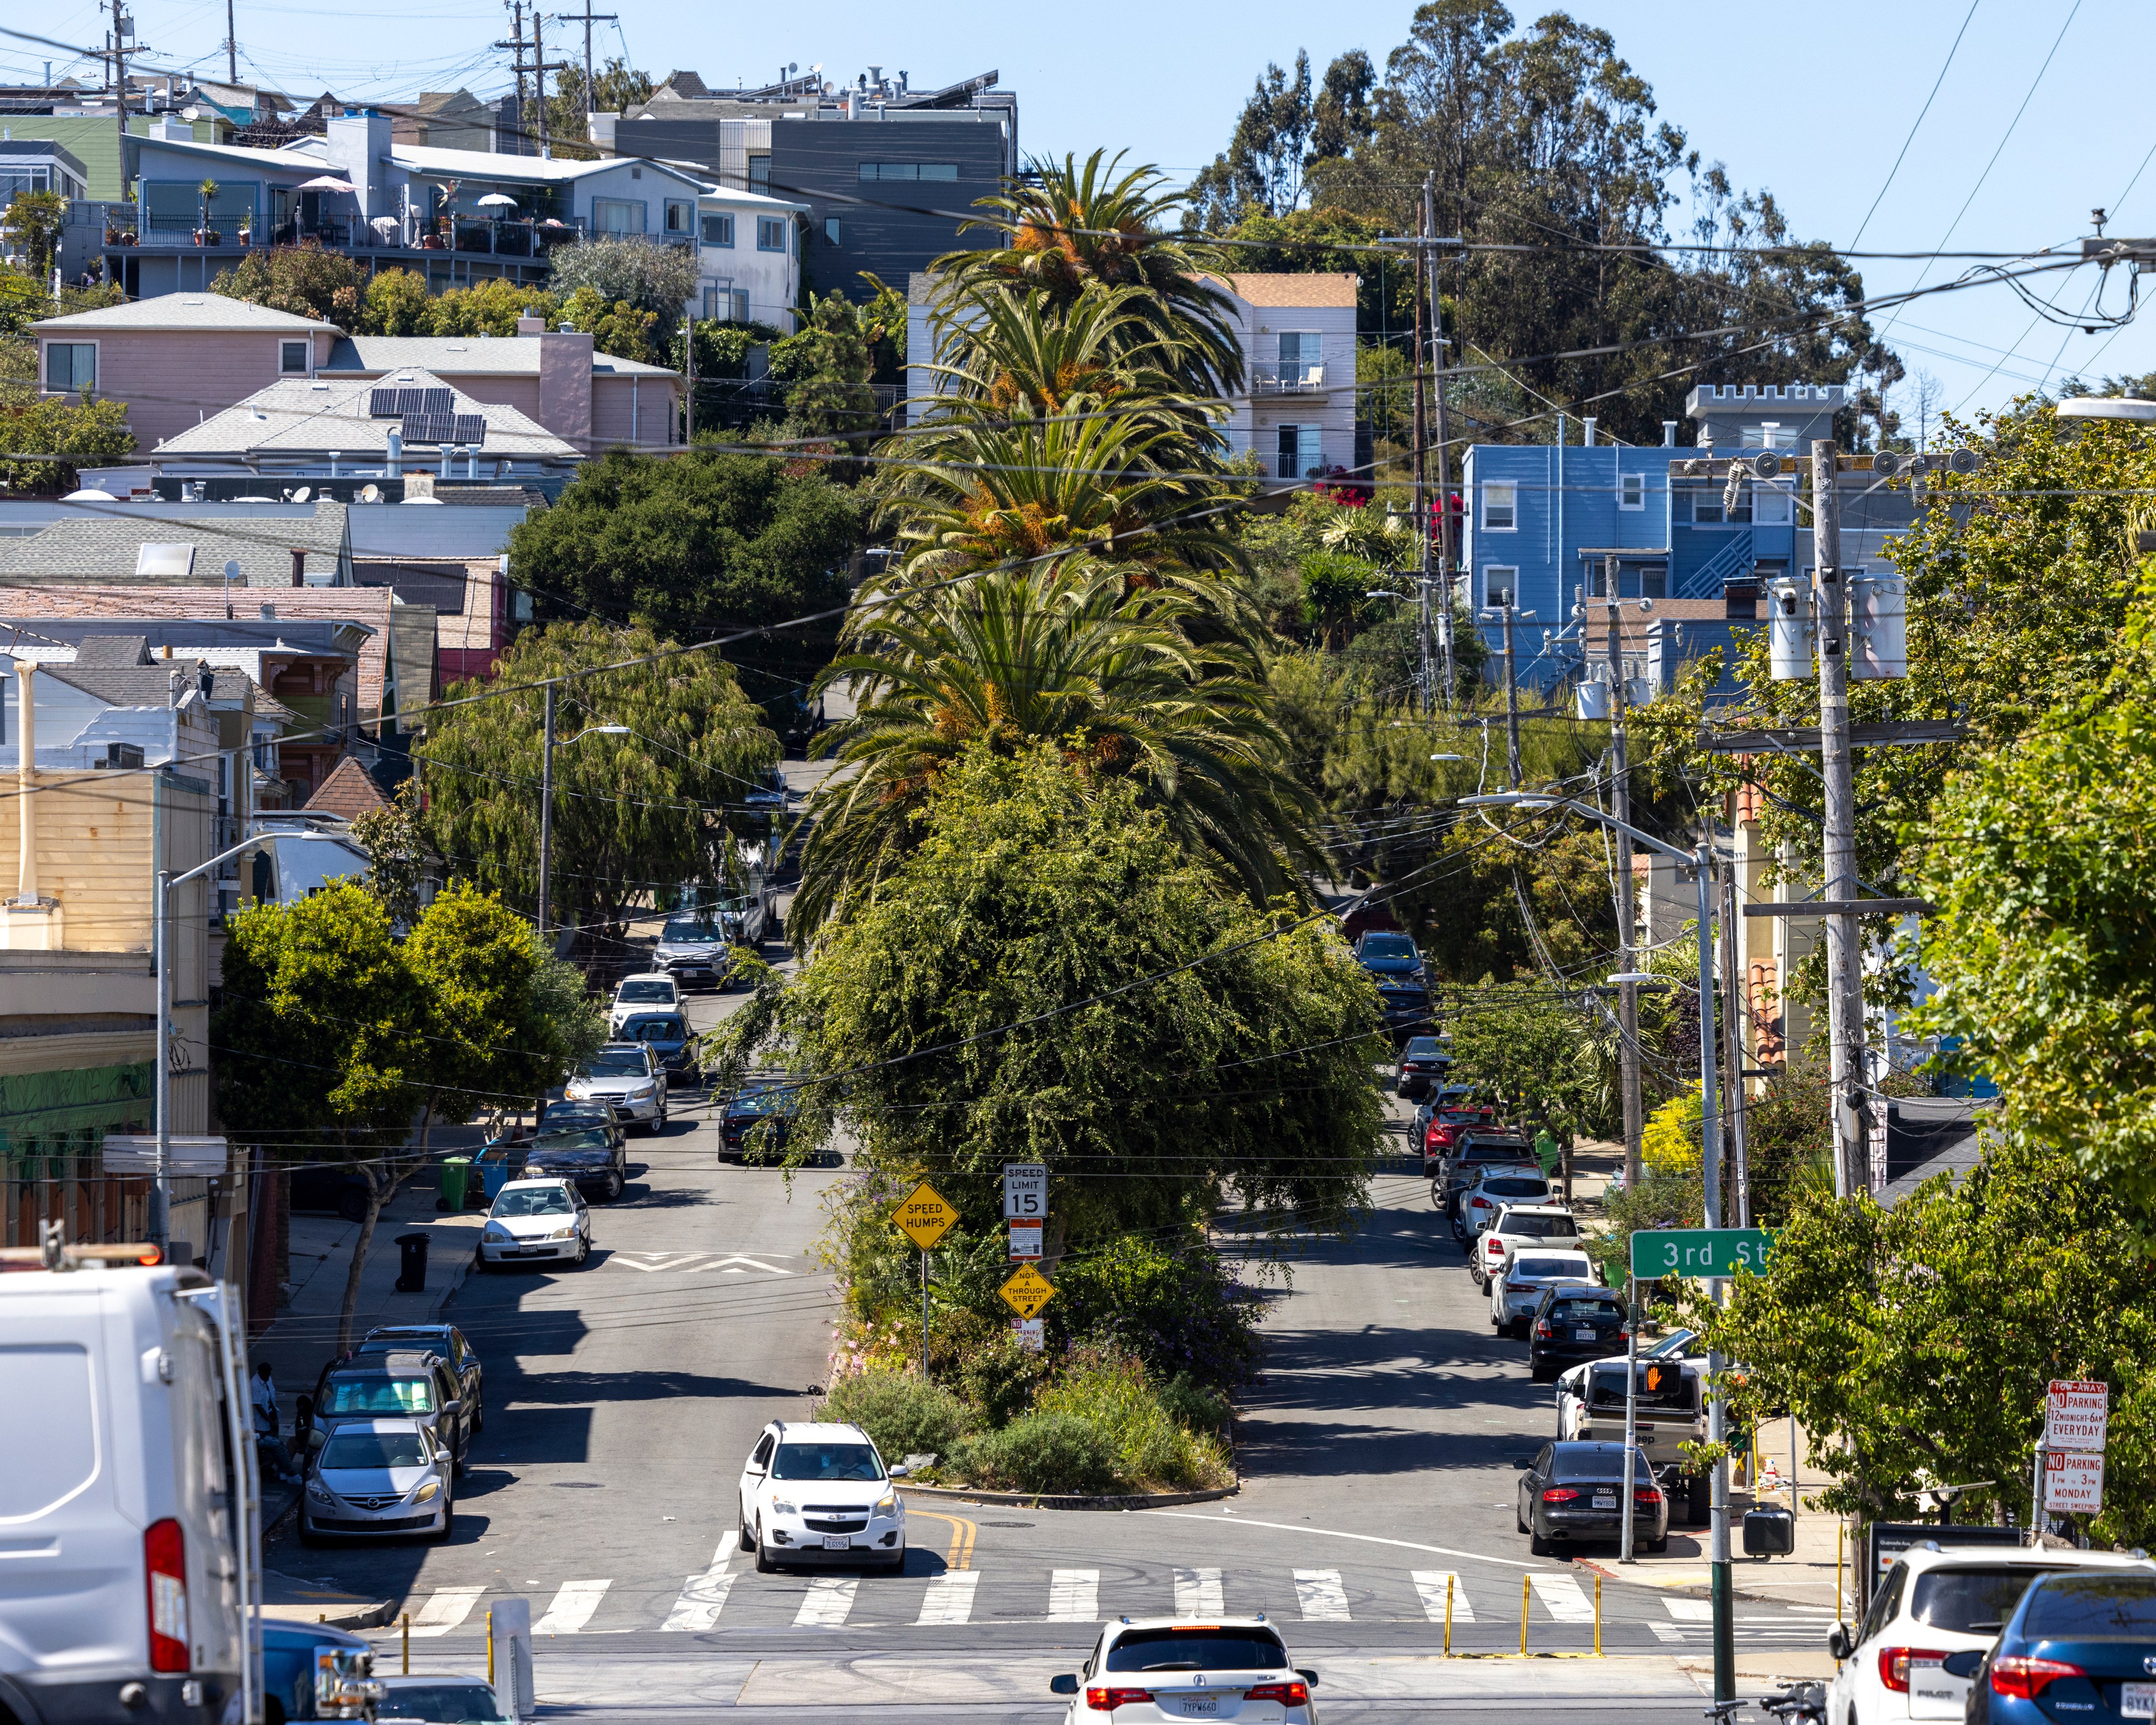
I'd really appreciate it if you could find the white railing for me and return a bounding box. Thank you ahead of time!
[1250,361,1328,395]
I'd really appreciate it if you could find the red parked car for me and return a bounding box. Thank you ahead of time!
[1423,1107,1496,1174]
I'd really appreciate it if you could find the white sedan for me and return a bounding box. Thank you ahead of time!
[1489,1249,1598,1336]
[1050,1619,1318,1723]
[738,1420,907,1573]
[476,1179,591,1270]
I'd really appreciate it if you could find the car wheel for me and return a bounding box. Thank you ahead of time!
[880,1550,906,1575]
[575,1234,591,1266]
[337,1189,368,1224]
[754,1522,775,1574]
[433,1498,455,1544]
[604,1169,623,1202]
[1516,1500,1529,1535]
[739,1514,755,1554]
[1529,1527,1551,1558]
[473,1250,492,1275]
[1649,1533,1669,1555]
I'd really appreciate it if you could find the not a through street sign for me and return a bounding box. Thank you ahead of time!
[1630,1226,1774,1280]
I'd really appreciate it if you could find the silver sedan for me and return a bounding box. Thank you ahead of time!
[300,1417,453,1544]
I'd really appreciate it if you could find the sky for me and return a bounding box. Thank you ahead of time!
[10,0,2150,423]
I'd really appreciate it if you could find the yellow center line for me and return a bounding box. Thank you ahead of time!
[906,1508,977,1572]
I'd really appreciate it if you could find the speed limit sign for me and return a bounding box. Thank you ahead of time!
[1003,1163,1047,1220]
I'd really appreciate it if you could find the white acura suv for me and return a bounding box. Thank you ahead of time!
[738,1421,907,1573]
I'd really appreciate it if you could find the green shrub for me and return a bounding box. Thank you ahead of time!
[951,1411,1123,1494]
[1052,1237,1260,1393]
[1157,1371,1230,1435]
[1035,1352,1234,1492]
[815,1370,970,1463]
[959,1335,1053,1430]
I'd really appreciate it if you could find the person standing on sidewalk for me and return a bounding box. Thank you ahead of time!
[252,1361,301,1484]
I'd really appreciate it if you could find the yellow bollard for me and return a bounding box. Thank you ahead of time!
[1594,1573,1602,1656]
[1444,1573,1455,1656]
[1520,1573,1531,1655]
[401,1612,409,1675]
[487,1609,495,1687]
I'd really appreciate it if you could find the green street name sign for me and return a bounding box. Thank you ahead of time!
[1630,1227,1774,1280]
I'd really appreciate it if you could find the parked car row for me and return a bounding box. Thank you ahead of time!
[300,1322,484,1546]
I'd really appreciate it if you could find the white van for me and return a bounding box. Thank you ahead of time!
[0,1257,261,1725]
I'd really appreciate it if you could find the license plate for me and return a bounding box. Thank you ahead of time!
[2123,1683,2156,1719]
[1575,1328,1598,1341]
[1178,1699,1219,1717]
[1592,1495,1616,1509]
[822,1535,851,1551]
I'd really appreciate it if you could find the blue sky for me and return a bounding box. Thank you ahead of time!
[14,0,2149,421]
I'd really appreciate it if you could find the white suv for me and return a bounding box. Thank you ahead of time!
[608,972,679,1035]
[565,1042,668,1132]
[1825,1543,2156,1725]
[738,1420,907,1573]
[1471,1202,1581,1288]
[1049,1618,1317,1723]
[1488,1248,1598,1336]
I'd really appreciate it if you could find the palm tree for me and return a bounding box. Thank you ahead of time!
[791,564,1321,937]
[931,149,1245,401]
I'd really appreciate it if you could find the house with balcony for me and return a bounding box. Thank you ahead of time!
[1211,273,1359,481]
[693,187,808,330]
[94,111,709,299]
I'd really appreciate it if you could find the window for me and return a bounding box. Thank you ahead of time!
[44,342,94,393]
[857,162,960,181]
[758,216,788,252]
[1619,470,1645,510]
[630,166,642,180]
[1482,565,1518,607]
[822,217,841,245]
[1277,331,1319,364]
[1689,485,1751,525]
[701,212,734,246]
[280,339,308,375]
[1753,482,1793,526]
[1741,421,1792,450]
[1275,423,1319,480]
[664,199,695,235]
[702,285,748,322]
[747,155,771,195]
[1482,480,1517,531]
[591,198,646,235]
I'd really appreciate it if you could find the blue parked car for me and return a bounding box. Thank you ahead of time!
[721,1074,800,1163]
[1353,929,1426,983]
[1951,1568,2156,1725]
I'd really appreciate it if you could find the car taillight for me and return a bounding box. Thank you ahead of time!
[1534,1320,1554,1338]
[1541,1487,1580,1503]
[1506,1280,1529,1293]
[1988,1656,2083,1700]
[1085,1686,1155,1710]
[1634,1487,1663,1504]
[145,1518,188,1672]
[1879,1648,1949,1694]
[1245,1681,1309,1706]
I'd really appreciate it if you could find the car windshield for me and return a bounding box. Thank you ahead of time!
[321,1430,429,1469]
[1551,1446,1653,1484]
[2022,1575,2156,1636]
[582,1051,647,1078]
[1105,1629,1289,1673]
[374,1683,508,1724]
[618,980,673,1002]
[542,1105,609,1126]
[661,919,719,942]
[494,1188,574,1217]
[1910,1568,2047,1633]
[1402,1037,1440,1058]
[1514,1258,1592,1280]
[1484,1179,1550,1199]
[321,1377,433,1416]
[1465,1143,1532,1163]
[1549,1296,1620,1320]
[1646,1330,1698,1358]
[532,1130,610,1154]
[769,1442,883,1482]
[1506,1215,1577,1239]
[1360,935,1416,959]
[624,1017,686,1043]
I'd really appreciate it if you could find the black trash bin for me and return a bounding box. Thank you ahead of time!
[394,1231,431,1293]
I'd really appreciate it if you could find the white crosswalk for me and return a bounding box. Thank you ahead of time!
[1293,1569,1351,1621]
[405,1586,486,1637]
[1528,1573,1595,1623]
[1172,1566,1223,1619]
[1412,1571,1476,1623]
[533,1580,611,1635]
[794,1576,857,1627]
[915,1571,979,1625]
[661,1552,736,1632]
[1048,1569,1099,1622]
[1662,1598,1712,1622]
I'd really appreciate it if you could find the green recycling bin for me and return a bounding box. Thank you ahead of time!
[438,1156,472,1214]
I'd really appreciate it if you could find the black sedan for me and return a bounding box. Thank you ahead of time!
[524,1126,629,1201]
[721,1077,800,1163]
[536,1098,626,1154]
[618,1010,703,1087]
[1516,1440,1668,1558]
[1527,1286,1630,1381]
[1396,1035,1452,1101]
[1377,981,1435,1041]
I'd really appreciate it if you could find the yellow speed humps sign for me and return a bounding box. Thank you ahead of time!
[999,1261,1056,1320]
[893,1181,959,1250]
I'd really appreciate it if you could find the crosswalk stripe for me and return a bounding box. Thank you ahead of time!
[916,1571,979,1625]
[794,1576,856,1627]
[1292,1570,1351,1622]
[405,1586,486,1637]
[1662,1598,1712,1622]
[1528,1573,1594,1623]
[1648,1619,1685,1643]
[533,1580,611,1635]
[1411,1572,1475,1624]
[1173,1567,1223,1619]
[661,1550,736,1632]
[1048,1569,1100,1622]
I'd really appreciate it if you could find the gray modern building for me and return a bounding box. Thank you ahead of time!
[592,66,1016,301]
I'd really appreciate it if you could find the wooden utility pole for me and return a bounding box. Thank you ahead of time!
[1720,860,1751,1225]
[1409,190,1429,714]
[557,9,617,125]
[532,6,550,154]
[1424,173,1455,707]
[108,0,131,195]
[225,0,237,85]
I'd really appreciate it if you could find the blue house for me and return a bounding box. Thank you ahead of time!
[1460,384,1870,699]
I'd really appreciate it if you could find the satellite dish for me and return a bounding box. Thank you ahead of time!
[1872,449,1904,478]
[292,485,312,502]
[359,482,382,503]
[1749,450,1784,479]
[1947,448,1981,476]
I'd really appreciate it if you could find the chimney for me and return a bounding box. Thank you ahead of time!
[290,549,305,587]
[538,326,595,451]
[517,311,546,335]
[1662,421,1677,446]
[385,427,403,475]
[259,603,276,619]
[1583,417,1596,446]
[12,660,34,905]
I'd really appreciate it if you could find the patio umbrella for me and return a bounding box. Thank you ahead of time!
[476,193,518,208]
[369,215,399,232]
[295,175,357,194]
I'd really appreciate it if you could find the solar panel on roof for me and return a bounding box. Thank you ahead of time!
[368,387,412,418]
[419,387,453,416]
[450,414,488,447]
[399,412,451,444]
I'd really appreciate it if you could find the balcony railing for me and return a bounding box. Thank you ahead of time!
[101,212,587,259]
[1250,360,1329,395]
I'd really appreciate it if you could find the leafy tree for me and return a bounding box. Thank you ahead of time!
[1186,51,1375,231]
[504,447,860,704]
[214,881,423,1353]
[715,741,1385,1294]
[210,242,365,325]
[417,620,780,946]
[2,190,66,280]
[545,236,701,345]
[0,389,135,494]
[349,778,428,931]
[793,565,1320,936]
[768,288,883,440]
[1694,1135,2156,1547]
[1211,207,1415,339]
[358,267,436,335]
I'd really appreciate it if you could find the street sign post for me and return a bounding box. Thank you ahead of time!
[892,1181,958,1379]
[2045,1451,2104,1514]
[1630,1227,1774,1280]
[1002,1163,1047,1220]
[999,1262,1055,1320]
[1012,1317,1045,1353]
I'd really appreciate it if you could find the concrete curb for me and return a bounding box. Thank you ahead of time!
[900,1482,1239,1513]
[262,1569,398,1631]
[1570,1554,1840,1610]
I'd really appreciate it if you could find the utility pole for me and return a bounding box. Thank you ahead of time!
[1605,554,1642,1192]
[108,0,132,193]
[1810,439,1866,1198]
[1481,597,1529,788]
[556,9,617,125]
[1423,172,1455,708]
[1720,859,1751,1226]
[532,4,550,154]
[500,1,529,151]
[1409,188,1430,715]
[537,682,555,945]
[225,0,236,85]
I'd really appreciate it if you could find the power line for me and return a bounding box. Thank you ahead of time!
[1846,0,1983,252]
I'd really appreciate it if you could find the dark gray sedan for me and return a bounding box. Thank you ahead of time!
[1516,1440,1668,1557]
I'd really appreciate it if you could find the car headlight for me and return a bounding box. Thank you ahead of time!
[413,1480,440,1503]
[307,1482,332,1503]
[544,1226,575,1241]
[770,1499,798,1517]
[483,1224,511,1240]
[874,1493,897,1517]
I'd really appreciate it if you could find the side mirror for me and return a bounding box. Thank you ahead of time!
[746,1464,765,1477]
[1049,1675,1079,1697]
[888,1464,908,1479]
[1513,1458,1532,1470]
[1296,1669,1319,1689]
[307,1429,326,1450]
[1942,1650,1985,1680]
[1826,1624,1853,1662]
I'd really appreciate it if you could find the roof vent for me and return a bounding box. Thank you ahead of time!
[136,542,197,579]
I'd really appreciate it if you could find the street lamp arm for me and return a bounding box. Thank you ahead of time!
[166,833,270,892]
[1544,797,1695,865]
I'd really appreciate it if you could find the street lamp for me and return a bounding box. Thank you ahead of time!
[536,683,629,947]
[1463,790,1736,1690]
